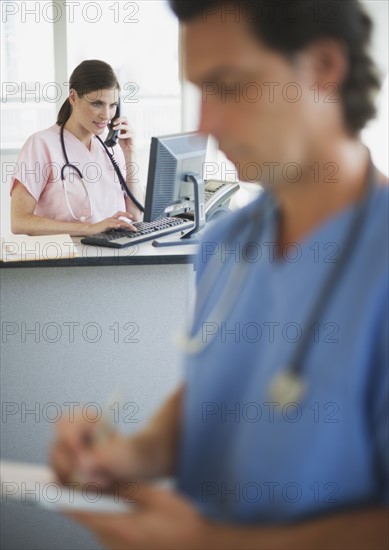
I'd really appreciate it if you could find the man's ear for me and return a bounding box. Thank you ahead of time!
[307,39,349,91]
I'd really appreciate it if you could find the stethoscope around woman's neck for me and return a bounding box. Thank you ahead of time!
[59,123,92,222]
[177,160,377,407]
[59,122,144,222]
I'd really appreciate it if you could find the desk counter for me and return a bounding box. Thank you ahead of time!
[0,235,199,268]
[0,237,197,550]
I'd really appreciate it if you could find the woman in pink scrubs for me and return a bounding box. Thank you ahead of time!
[10,60,144,236]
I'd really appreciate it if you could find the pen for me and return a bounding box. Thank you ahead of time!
[85,389,124,447]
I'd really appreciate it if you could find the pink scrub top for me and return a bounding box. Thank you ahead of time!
[10,124,127,223]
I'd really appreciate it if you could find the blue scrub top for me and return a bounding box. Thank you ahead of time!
[177,170,389,524]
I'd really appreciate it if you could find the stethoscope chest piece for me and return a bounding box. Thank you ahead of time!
[269,369,306,406]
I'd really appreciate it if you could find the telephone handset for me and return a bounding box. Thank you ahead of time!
[105,98,121,147]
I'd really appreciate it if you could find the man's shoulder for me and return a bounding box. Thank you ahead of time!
[194,191,268,279]
[369,182,389,234]
[200,191,267,245]
[366,182,389,270]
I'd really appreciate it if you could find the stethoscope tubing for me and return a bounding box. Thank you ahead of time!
[59,124,145,219]
[60,124,93,221]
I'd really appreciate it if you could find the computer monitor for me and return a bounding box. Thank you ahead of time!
[144,132,209,222]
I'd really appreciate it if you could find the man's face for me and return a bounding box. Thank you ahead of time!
[184,12,325,185]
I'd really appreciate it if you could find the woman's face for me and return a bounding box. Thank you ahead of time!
[68,88,119,137]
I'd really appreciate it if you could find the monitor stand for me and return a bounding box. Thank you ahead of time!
[152,173,205,247]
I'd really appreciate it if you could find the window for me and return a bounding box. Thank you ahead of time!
[1,0,56,149]
[0,0,182,235]
[66,1,181,142]
[65,0,182,186]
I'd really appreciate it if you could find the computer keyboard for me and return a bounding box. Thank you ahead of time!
[81,217,194,248]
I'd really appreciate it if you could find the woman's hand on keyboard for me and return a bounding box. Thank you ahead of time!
[83,212,137,236]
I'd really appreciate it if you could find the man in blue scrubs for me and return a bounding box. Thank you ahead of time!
[52,1,388,547]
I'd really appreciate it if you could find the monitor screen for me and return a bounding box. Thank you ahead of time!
[144,132,209,222]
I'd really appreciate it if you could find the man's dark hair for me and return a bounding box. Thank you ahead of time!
[169,0,381,134]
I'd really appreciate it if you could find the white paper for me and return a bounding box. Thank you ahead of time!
[0,461,133,513]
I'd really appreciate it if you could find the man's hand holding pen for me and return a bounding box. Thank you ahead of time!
[50,413,143,491]
[49,395,215,550]
[51,388,183,491]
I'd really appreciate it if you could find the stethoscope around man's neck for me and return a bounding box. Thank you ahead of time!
[59,122,144,222]
[177,160,376,407]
